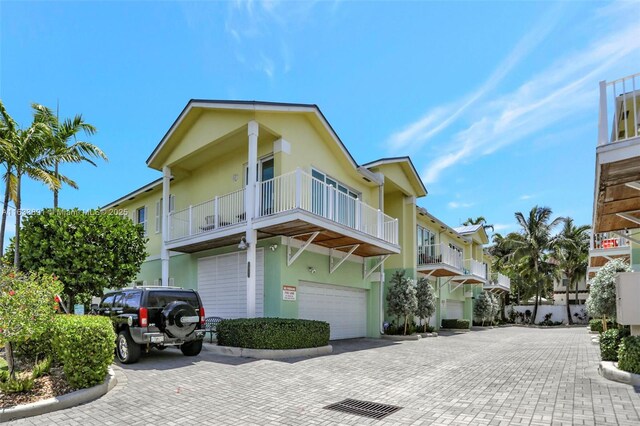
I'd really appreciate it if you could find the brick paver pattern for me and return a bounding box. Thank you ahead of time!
[10,327,640,425]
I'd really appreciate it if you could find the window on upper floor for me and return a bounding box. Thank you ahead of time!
[417,225,436,257]
[136,206,147,236]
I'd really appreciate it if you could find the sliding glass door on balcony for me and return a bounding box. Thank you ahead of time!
[311,169,358,227]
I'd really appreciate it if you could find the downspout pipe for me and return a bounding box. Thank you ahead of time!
[377,172,386,335]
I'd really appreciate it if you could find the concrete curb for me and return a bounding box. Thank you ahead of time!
[204,344,332,359]
[438,329,471,335]
[598,361,640,386]
[381,334,421,341]
[0,367,117,423]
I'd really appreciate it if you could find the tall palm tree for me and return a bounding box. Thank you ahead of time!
[553,218,590,324]
[507,206,563,323]
[33,105,104,208]
[2,104,83,268]
[0,101,18,256]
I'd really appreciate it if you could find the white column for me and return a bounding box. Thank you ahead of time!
[161,166,171,287]
[598,80,608,146]
[246,121,259,318]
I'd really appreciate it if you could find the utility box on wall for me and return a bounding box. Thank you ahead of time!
[616,272,640,325]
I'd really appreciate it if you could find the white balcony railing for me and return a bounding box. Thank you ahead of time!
[417,243,463,271]
[598,72,640,146]
[464,259,487,280]
[167,169,399,246]
[168,188,246,240]
[257,169,399,245]
[591,231,630,250]
[488,272,510,291]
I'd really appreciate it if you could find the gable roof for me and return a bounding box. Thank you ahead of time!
[146,99,360,171]
[362,156,427,197]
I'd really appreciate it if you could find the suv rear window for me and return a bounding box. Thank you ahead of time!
[147,291,199,309]
[123,291,142,310]
[100,293,116,308]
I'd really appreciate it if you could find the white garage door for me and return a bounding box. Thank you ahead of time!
[298,282,367,340]
[445,300,464,319]
[197,250,264,319]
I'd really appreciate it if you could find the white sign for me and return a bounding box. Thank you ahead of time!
[283,285,296,301]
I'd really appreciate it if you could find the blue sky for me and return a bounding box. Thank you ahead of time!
[1,0,639,243]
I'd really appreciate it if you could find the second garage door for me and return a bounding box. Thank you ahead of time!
[298,282,367,340]
[445,300,464,320]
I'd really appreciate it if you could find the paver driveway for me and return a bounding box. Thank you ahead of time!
[10,327,640,425]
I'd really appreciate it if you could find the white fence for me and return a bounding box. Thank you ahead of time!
[505,304,588,325]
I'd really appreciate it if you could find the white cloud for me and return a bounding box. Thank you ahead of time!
[448,201,474,209]
[396,3,640,184]
[519,194,534,200]
[492,223,514,232]
[386,4,564,153]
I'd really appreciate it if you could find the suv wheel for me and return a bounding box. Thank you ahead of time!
[180,340,203,356]
[116,330,142,364]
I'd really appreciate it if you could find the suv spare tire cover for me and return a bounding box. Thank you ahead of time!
[159,301,197,339]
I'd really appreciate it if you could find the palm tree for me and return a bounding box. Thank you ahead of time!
[553,218,590,324]
[0,101,18,256]
[33,105,104,208]
[463,216,486,226]
[506,206,563,323]
[2,104,85,268]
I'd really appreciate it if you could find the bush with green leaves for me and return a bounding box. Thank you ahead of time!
[0,374,34,394]
[441,319,470,329]
[617,336,640,374]
[9,208,147,306]
[589,319,616,333]
[216,318,330,349]
[0,270,62,375]
[600,329,623,361]
[52,315,115,389]
[415,277,436,332]
[386,270,418,335]
[474,291,495,325]
[586,258,630,325]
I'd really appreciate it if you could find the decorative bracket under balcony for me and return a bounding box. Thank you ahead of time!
[287,231,320,266]
[363,255,390,280]
[329,244,360,274]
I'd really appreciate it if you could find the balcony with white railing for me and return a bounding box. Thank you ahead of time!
[485,272,511,292]
[591,231,630,251]
[454,259,487,284]
[255,170,399,246]
[598,72,640,146]
[166,169,400,254]
[168,188,246,241]
[417,243,464,277]
[589,231,631,275]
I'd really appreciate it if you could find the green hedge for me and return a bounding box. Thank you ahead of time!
[618,336,640,374]
[52,315,115,389]
[441,319,470,329]
[216,318,330,350]
[589,319,616,333]
[600,329,622,361]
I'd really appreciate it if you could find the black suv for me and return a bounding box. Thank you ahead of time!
[97,287,206,364]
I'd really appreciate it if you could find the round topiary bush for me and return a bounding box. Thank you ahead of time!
[618,336,640,374]
[216,318,330,350]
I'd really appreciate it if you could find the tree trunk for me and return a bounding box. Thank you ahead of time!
[602,316,607,332]
[5,342,15,379]
[532,281,541,325]
[13,173,21,269]
[403,315,408,335]
[0,175,10,257]
[566,275,573,325]
[53,162,59,208]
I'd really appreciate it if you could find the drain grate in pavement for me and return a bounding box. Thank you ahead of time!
[323,398,402,420]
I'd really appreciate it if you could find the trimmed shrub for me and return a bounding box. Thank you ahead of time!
[52,315,115,389]
[618,336,640,374]
[14,334,54,364]
[441,319,470,329]
[216,318,329,350]
[600,329,622,361]
[589,319,615,333]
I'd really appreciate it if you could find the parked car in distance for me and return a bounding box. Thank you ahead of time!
[97,286,206,364]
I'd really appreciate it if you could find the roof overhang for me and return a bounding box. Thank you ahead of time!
[101,178,162,210]
[363,156,427,197]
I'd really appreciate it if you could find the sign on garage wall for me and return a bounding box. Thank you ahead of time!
[283,285,297,301]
